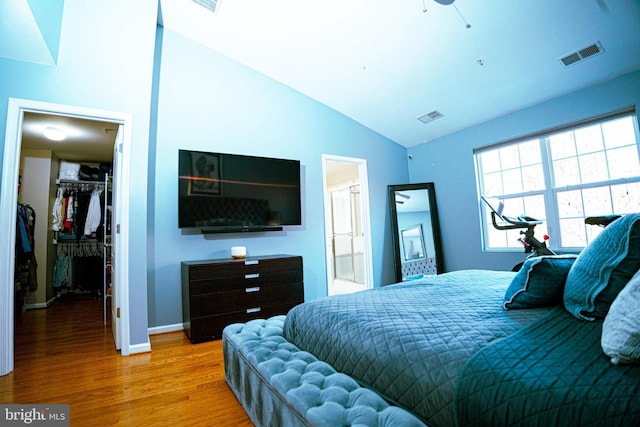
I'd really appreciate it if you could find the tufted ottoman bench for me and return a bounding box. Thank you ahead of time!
[223,316,427,427]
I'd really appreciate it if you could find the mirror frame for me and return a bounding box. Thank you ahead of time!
[388,182,445,283]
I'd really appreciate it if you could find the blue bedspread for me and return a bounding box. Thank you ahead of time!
[455,305,640,426]
[283,270,553,426]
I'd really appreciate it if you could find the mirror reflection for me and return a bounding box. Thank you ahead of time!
[388,183,444,282]
[400,224,427,261]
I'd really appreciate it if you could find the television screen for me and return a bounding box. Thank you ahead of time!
[178,150,302,231]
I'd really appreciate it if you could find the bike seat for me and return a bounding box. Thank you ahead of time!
[585,215,621,227]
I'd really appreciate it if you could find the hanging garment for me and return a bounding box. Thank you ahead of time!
[15,203,37,292]
[63,192,74,231]
[53,255,72,289]
[75,190,91,241]
[16,205,32,255]
[84,189,102,235]
[52,188,64,231]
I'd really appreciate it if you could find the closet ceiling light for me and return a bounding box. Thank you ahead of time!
[44,126,67,141]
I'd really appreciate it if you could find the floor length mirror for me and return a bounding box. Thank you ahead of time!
[388,183,444,282]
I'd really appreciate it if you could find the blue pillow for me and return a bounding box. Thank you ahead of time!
[564,213,640,320]
[503,255,578,309]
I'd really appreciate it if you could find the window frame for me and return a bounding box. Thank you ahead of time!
[475,107,640,253]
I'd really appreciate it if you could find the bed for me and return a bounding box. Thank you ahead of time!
[223,213,640,426]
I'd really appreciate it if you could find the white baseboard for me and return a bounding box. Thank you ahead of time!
[123,324,183,356]
[128,341,152,354]
[148,323,183,335]
[25,296,57,310]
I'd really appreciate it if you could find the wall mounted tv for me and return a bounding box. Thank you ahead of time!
[178,150,302,233]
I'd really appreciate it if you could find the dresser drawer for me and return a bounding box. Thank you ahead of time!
[186,256,302,281]
[189,269,303,295]
[188,302,301,342]
[189,281,303,318]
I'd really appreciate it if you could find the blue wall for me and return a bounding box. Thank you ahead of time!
[0,0,158,346]
[408,70,640,272]
[148,29,409,327]
[4,1,638,336]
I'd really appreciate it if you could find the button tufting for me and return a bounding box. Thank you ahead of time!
[224,315,427,427]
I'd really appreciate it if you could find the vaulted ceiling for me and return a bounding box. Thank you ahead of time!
[13,1,640,163]
[159,0,640,147]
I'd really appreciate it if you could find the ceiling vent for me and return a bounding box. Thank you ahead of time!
[558,41,604,68]
[417,110,444,124]
[192,0,221,14]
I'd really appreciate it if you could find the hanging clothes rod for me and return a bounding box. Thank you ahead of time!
[57,178,108,185]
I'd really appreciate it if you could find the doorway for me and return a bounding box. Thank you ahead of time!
[0,99,132,376]
[322,155,373,296]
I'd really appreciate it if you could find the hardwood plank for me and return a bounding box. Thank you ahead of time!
[0,297,253,426]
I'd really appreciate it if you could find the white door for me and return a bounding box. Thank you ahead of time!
[111,126,123,350]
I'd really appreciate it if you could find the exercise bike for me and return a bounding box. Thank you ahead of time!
[481,196,622,271]
[481,196,554,271]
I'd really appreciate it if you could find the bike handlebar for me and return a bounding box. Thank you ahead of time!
[490,211,542,231]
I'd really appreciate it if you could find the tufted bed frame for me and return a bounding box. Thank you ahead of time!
[223,316,426,426]
[222,214,640,426]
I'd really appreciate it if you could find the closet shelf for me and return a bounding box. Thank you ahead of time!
[56,178,109,186]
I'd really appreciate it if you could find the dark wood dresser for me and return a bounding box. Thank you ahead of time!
[181,254,304,343]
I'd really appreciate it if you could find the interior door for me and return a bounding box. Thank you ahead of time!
[110,125,123,350]
[323,155,373,296]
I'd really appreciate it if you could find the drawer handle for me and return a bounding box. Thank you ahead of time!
[245,287,260,293]
[245,273,260,279]
[246,307,261,314]
[245,260,259,266]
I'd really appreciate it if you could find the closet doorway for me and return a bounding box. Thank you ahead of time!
[0,99,132,376]
[322,155,374,296]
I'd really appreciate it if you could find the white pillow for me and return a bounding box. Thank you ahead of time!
[601,269,640,364]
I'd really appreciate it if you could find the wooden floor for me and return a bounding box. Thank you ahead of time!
[0,297,253,426]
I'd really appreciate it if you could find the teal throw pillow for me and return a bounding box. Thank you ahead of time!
[564,213,640,320]
[503,255,578,310]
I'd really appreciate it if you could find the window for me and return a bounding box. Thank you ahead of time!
[475,109,640,251]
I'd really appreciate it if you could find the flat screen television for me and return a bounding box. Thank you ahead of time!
[178,150,302,233]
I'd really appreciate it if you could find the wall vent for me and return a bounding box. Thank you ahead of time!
[192,0,220,14]
[417,110,444,124]
[559,41,604,68]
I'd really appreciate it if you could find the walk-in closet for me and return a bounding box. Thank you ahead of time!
[16,112,117,330]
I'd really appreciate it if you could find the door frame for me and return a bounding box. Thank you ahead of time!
[321,154,374,295]
[0,98,132,375]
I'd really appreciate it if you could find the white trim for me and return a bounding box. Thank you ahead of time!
[113,123,133,357]
[128,341,152,354]
[321,154,374,296]
[148,323,184,335]
[24,296,57,310]
[0,98,137,376]
[0,99,22,376]
[357,160,375,290]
